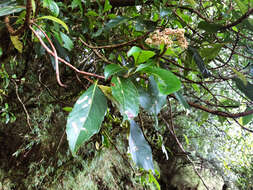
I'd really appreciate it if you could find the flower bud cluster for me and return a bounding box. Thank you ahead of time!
[145,28,188,49]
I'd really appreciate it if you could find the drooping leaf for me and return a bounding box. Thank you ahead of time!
[0,6,25,17]
[66,83,107,155]
[60,32,73,51]
[138,76,167,115]
[140,66,181,95]
[111,77,139,120]
[242,107,253,125]
[127,46,156,65]
[104,64,126,80]
[188,47,212,78]
[37,16,69,33]
[10,35,23,53]
[233,77,253,101]
[198,21,222,33]
[174,91,190,110]
[129,120,154,173]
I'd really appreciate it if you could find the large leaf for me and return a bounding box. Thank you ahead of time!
[111,77,139,120]
[43,0,59,17]
[129,120,154,173]
[140,66,181,95]
[66,83,107,155]
[127,46,156,65]
[0,6,25,17]
[60,32,73,51]
[104,64,126,80]
[138,76,167,115]
[188,47,212,78]
[233,77,253,101]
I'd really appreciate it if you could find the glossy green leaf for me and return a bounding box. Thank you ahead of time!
[66,83,107,155]
[198,21,222,33]
[188,47,212,78]
[104,64,126,80]
[60,32,73,51]
[0,47,2,56]
[138,76,167,115]
[174,91,190,110]
[111,77,139,120]
[0,6,25,17]
[63,107,72,112]
[233,78,253,101]
[37,16,69,33]
[127,46,156,65]
[43,0,59,17]
[141,66,181,95]
[129,120,154,173]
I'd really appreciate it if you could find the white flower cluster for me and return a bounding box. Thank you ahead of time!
[145,28,188,49]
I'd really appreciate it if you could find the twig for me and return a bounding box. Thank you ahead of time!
[12,79,32,130]
[79,32,150,49]
[56,130,66,152]
[161,115,210,190]
[29,25,105,80]
[32,23,66,87]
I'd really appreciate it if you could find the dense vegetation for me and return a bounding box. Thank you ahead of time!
[0,0,253,189]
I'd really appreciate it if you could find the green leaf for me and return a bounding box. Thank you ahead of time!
[129,120,154,173]
[234,0,248,14]
[138,76,167,115]
[104,16,129,31]
[127,46,156,65]
[43,0,59,17]
[198,21,222,33]
[174,91,190,109]
[199,44,224,62]
[233,78,253,101]
[63,107,72,112]
[242,107,253,125]
[66,83,107,155]
[141,66,181,95]
[60,32,73,51]
[10,36,23,53]
[111,77,139,120]
[188,47,212,78]
[104,64,126,80]
[71,0,83,15]
[185,0,196,6]
[0,6,25,17]
[37,16,69,33]
[104,0,112,12]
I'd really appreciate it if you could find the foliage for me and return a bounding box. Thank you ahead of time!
[0,0,253,189]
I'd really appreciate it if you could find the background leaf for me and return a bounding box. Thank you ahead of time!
[60,32,73,51]
[10,36,23,53]
[0,5,24,17]
[111,77,139,120]
[174,91,190,110]
[129,120,154,173]
[37,16,69,33]
[242,107,253,125]
[198,21,222,33]
[66,83,107,154]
